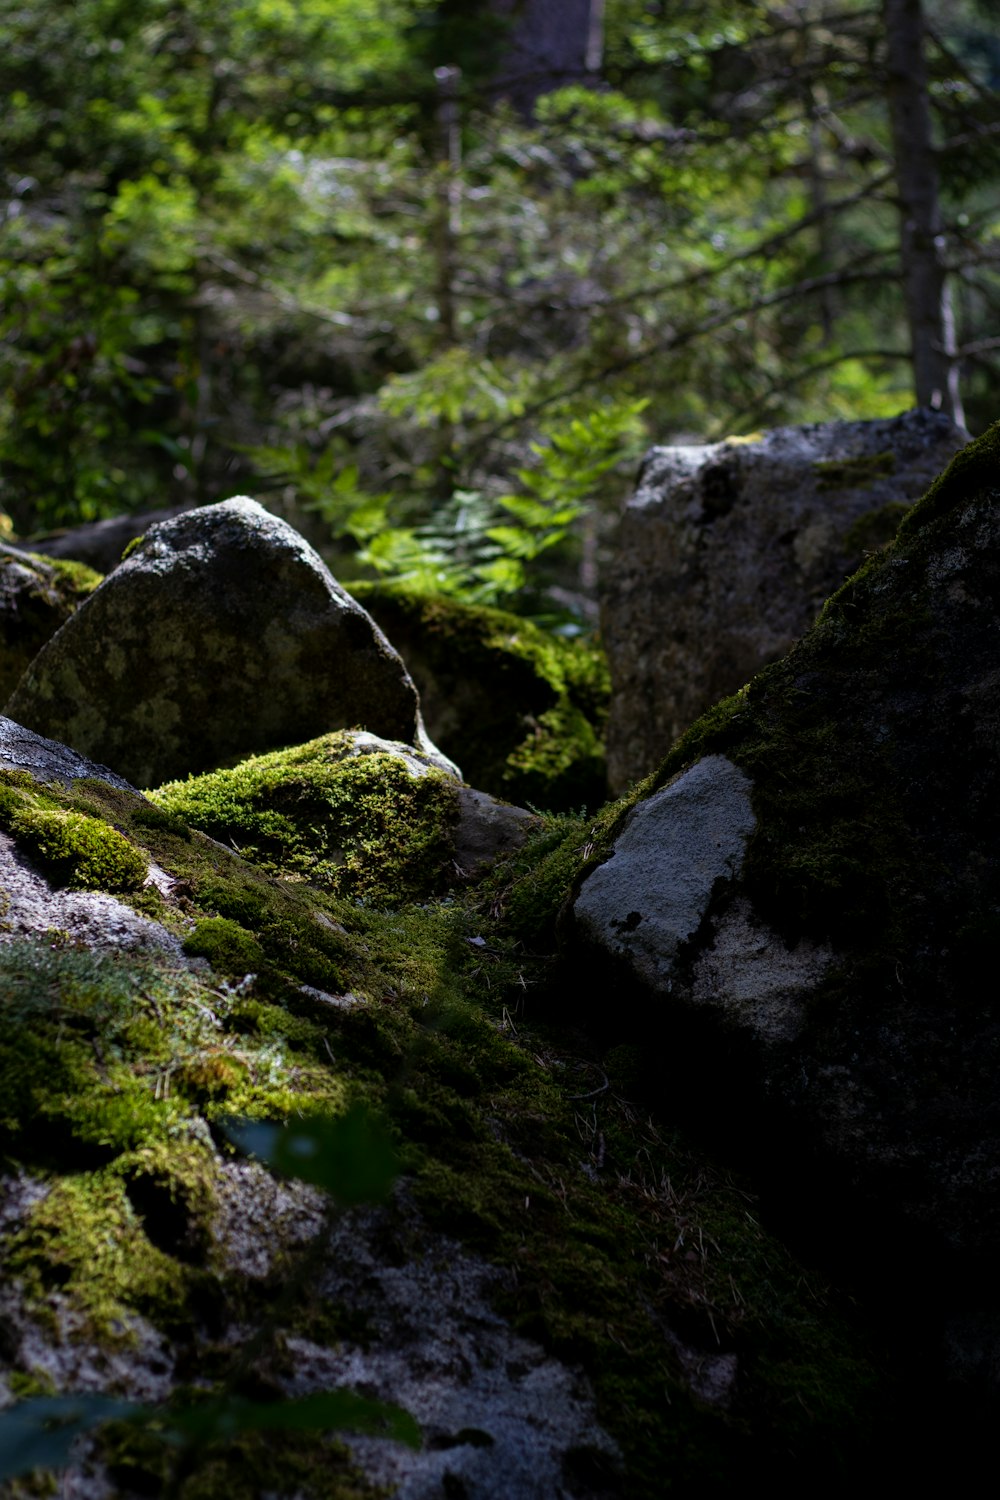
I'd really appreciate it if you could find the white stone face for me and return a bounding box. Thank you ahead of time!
[573,755,756,985]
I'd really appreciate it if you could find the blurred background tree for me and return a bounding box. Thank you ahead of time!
[1,0,997,620]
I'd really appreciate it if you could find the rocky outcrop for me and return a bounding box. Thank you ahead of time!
[570,422,1000,1388]
[350,585,610,811]
[0,712,883,1494]
[5,498,448,788]
[602,407,965,792]
[0,545,101,703]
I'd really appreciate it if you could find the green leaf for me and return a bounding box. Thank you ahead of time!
[220,1104,400,1204]
[158,1390,420,1449]
[0,1395,143,1481]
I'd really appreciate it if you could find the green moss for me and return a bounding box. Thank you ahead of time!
[96,1421,378,1500]
[184,916,266,974]
[0,777,148,892]
[843,500,910,556]
[151,732,461,904]
[896,417,994,538]
[5,1168,212,1336]
[11,806,148,892]
[42,556,103,598]
[0,727,888,1488]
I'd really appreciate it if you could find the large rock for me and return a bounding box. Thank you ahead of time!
[602,407,965,792]
[5,498,445,788]
[571,422,1000,1381]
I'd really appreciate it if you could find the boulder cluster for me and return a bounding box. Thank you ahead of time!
[0,414,997,1493]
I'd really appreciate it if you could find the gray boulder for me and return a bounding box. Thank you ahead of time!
[571,420,1000,1382]
[5,498,448,788]
[602,407,964,792]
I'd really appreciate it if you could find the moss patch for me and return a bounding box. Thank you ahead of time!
[0,775,148,891]
[348,585,610,810]
[149,732,460,904]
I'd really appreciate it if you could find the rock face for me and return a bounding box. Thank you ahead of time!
[5,498,443,788]
[602,407,965,792]
[571,423,1000,1368]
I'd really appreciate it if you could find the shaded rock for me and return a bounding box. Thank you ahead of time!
[0,545,102,703]
[570,421,1000,1372]
[288,1209,621,1500]
[25,505,187,575]
[603,407,965,792]
[6,498,445,788]
[349,585,610,811]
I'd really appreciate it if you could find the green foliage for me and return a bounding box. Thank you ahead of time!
[335,399,648,614]
[5,0,998,551]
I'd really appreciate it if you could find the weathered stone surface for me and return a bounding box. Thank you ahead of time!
[0,545,102,703]
[5,497,444,788]
[573,756,755,985]
[603,407,965,792]
[572,423,1000,1351]
[0,713,133,790]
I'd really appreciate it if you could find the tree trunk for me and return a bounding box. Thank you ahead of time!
[489,0,604,116]
[882,0,965,426]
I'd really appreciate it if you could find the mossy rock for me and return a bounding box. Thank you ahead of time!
[0,725,890,1492]
[348,584,610,812]
[0,546,102,702]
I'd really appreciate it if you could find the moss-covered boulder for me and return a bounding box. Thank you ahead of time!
[150,729,537,900]
[5,499,451,788]
[569,420,1000,1395]
[0,715,888,1494]
[0,544,102,703]
[348,584,610,812]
